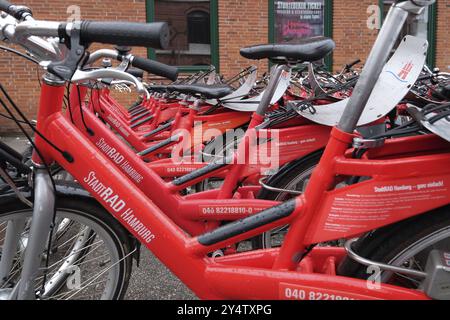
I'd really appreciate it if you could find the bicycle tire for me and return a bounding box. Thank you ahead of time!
[252,150,323,249]
[0,195,134,300]
[337,206,450,293]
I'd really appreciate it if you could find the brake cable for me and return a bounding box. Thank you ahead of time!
[75,84,94,136]
[0,43,43,89]
[0,165,32,207]
[0,45,39,64]
[0,84,73,162]
[65,84,75,123]
[0,86,61,297]
[0,111,30,124]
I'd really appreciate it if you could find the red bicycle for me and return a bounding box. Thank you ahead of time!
[0,0,448,300]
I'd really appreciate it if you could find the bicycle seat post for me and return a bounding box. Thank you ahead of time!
[254,64,291,118]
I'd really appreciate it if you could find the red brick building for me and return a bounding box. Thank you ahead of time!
[0,0,448,132]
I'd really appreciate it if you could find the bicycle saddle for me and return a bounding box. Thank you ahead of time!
[240,37,335,62]
[440,84,450,100]
[166,84,234,99]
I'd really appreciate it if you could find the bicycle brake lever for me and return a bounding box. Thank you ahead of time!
[71,68,149,99]
[111,80,136,87]
[85,48,131,72]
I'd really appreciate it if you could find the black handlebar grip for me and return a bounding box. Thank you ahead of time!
[131,56,178,81]
[0,0,12,12]
[0,1,32,20]
[126,67,144,79]
[80,21,170,50]
[346,59,361,70]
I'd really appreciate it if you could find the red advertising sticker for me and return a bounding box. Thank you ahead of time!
[310,176,450,243]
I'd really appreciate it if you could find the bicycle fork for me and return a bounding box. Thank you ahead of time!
[13,167,55,300]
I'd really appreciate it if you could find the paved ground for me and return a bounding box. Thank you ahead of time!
[125,250,196,300]
[0,135,197,300]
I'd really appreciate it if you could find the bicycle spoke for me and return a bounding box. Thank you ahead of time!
[63,248,136,300]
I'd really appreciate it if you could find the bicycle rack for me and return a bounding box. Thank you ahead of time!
[344,238,427,278]
[258,176,302,195]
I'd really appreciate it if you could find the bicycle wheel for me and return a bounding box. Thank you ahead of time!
[253,150,323,249]
[338,206,450,293]
[195,128,246,193]
[0,196,133,300]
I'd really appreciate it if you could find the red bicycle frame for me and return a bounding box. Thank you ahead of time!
[89,88,252,155]
[32,78,449,299]
[65,85,330,235]
[20,0,444,299]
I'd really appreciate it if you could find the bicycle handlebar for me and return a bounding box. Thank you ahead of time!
[0,0,32,21]
[0,0,12,12]
[78,21,169,50]
[126,67,144,79]
[1,5,170,50]
[129,56,178,81]
[86,49,179,81]
[345,59,361,70]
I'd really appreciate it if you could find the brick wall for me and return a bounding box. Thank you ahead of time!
[332,1,379,72]
[218,0,269,78]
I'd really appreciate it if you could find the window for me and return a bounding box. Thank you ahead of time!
[380,1,437,67]
[269,0,333,69]
[187,10,210,44]
[146,0,219,72]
